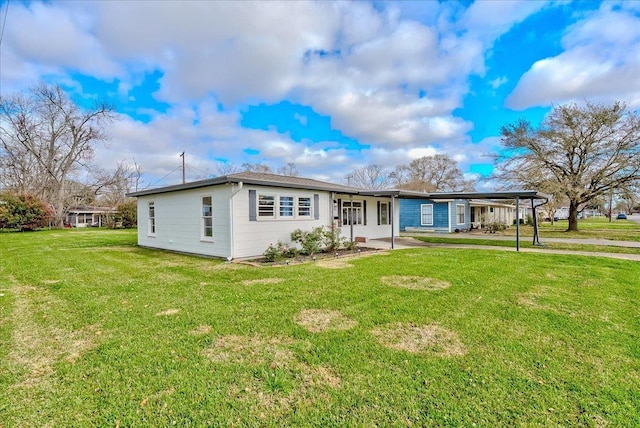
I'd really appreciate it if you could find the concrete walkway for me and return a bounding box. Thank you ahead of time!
[366,236,640,262]
[401,231,640,248]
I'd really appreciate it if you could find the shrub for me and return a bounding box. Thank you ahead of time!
[113,200,137,228]
[291,227,324,255]
[263,241,296,262]
[0,192,53,231]
[322,226,347,252]
[485,221,508,233]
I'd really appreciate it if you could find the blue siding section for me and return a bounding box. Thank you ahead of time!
[449,200,470,231]
[399,199,450,231]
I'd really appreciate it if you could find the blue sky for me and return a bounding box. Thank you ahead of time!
[2,1,639,190]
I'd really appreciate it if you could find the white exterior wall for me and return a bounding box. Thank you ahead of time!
[336,195,399,242]
[137,185,232,258]
[136,184,400,259]
[231,185,333,259]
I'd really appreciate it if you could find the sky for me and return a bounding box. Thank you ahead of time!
[1,0,639,190]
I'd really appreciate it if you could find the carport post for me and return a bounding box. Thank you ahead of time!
[390,195,395,249]
[516,196,520,252]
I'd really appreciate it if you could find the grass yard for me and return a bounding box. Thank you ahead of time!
[1,229,639,426]
[501,217,640,241]
[412,236,640,255]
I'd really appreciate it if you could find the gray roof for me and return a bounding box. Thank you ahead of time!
[127,171,362,197]
[127,171,549,201]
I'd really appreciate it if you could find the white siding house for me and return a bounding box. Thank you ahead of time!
[129,172,400,259]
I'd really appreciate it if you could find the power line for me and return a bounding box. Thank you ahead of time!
[0,0,9,96]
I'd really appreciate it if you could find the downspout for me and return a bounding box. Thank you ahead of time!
[228,181,243,260]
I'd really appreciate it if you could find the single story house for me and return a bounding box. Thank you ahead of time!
[127,172,400,259]
[127,172,549,258]
[65,206,117,228]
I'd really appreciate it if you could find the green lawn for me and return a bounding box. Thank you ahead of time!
[501,217,640,241]
[1,229,639,426]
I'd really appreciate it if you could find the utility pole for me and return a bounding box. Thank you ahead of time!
[180,151,185,184]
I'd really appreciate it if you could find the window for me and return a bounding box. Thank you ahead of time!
[202,196,213,239]
[258,195,275,218]
[379,202,389,225]
[148,202,156,235]
[421,204,433,225]
[342,201,363,226]
[254,193,314,220]
[298,197,311,217]
[456,204,465,224]
[279,196,294,217]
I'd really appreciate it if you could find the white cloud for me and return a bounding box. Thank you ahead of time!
[0,1,552,185]
[506,2,640,109]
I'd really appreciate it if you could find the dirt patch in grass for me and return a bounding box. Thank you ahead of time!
[156,308,180,316]
[190,324,212,336]
[8,283,101,389]
[315,259,354,269]
[206,334,340,414]
[241,278,285,286]
[370,322,466,357]
[293,309,358,333]
[381,275,451,291]
[204,335,300,366]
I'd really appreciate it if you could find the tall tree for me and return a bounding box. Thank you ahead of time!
[347,164,392,189]
[0,83,115,226]
[392,154,474,192]
[494,101,640,231]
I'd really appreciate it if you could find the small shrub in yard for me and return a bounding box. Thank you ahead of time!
[263,241,297,262]
[291,227,324,255]
[485,221,508,233]
[322,226,348,252]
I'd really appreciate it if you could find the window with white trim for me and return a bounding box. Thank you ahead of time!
[379,202,389,225]
[279,196,294,217]
[298,197,311,217]
[148,202,156,235]
[421,204,433,225]
[456,204,465,224]
[202,196,213,240]
[342,201,363,226]
[258,195,276,218]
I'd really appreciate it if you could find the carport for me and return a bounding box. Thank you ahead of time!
[361,189,550,252]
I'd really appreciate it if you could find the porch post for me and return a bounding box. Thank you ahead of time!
[349,195,354,243]
[516,196,520,252]
[390,195,395,250]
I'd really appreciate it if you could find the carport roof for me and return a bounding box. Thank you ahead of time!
[359,189,549,201]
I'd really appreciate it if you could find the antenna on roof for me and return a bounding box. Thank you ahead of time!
[180,151,185,184]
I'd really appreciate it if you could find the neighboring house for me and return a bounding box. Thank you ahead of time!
[469,199,517,229]
[65,206,116,228]
[399,198,470,233]
[127,172,400,259]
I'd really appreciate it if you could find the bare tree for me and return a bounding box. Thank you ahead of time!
[0,83,115,226]
[241,163,273,174]
[392,154,474,192]
[277,162,300,177]
[347,164,392,189]
[494,101,640,231]
[216,162,241,176]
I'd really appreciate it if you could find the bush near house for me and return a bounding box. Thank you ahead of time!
[111,200,137,228]
[0,191,53,231]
